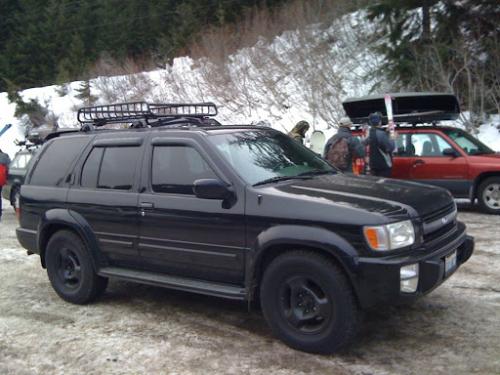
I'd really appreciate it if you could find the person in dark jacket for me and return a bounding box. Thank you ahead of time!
[323,117,365,173]
[0,149,11,221]
[288,121,310,144]
[365,112,395,177]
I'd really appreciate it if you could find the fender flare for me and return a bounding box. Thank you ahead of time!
[246,225,360,300]
[38,208,103,270]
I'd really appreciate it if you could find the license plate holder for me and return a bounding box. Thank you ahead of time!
[445,250,457,277]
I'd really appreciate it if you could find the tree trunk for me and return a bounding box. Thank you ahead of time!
[422,0,431,42]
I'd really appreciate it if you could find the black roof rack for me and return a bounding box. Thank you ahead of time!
[77,101,219,128]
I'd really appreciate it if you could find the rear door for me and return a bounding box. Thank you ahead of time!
[408,131,469,196]
[67,136,143,268]
[137,135,246,285]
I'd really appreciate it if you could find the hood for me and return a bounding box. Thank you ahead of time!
[469,152,500,164]
[343,92,460,124]
[271,174,453,221]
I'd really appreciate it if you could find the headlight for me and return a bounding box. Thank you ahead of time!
[363,220,415,251]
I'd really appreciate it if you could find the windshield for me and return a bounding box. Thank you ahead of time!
[209,130,335,185]
[443,128,494,155]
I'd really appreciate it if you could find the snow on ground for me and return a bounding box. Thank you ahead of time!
[1,202,499,375]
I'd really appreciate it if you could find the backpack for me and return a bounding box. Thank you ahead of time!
[0,164,7,186]
[326,137,349,170]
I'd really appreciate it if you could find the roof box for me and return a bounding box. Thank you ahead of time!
[342,92,460,124]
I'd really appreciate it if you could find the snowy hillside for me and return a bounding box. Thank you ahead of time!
[1,11,499,158]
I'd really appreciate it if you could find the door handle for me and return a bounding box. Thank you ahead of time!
[412,159,425,167]
[140,202,154,209]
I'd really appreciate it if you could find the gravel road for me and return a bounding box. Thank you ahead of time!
[1,198,499,375]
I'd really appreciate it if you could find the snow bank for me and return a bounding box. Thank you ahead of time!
[1,12,499,155]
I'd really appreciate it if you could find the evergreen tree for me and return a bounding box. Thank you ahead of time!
[75,80,98,106]
[368,0,500,118]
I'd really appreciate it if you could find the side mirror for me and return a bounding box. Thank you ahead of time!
[442,148,459,158]
[193,179,233,200]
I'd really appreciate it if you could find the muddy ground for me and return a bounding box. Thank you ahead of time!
[0,198,499,375]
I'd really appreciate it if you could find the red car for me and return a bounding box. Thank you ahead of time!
[345,93,500,214]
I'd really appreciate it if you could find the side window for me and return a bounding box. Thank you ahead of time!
[98,147,140,190]
[411,133,453,157]
[152,145,217,195]
[394,133,413,156]
[81,148,104,188]
[30,138,88,187]
[80,146,140,190]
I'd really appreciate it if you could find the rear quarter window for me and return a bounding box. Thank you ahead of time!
[29,137,89,187]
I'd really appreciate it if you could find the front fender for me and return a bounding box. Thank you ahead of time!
[38,209,103,269]
[246,225,360,299]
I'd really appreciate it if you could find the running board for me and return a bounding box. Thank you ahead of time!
[98,267,247,300]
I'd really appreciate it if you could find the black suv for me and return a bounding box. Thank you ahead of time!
[17,102,474,353]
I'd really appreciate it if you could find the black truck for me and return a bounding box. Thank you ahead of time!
[16,102,474,353]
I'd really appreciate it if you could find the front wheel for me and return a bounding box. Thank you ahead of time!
[46,230,108,304]
[478,177,500,214]
[260,251,359,354]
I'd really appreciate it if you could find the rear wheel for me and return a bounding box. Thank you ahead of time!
[46,230,108,304]
[478,177,500,214]
[260,251,359,354]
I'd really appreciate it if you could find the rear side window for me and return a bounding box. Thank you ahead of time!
[81,146,140,190]
[152,145,217,195]
[30,138,88,187]
[81,148,104,188]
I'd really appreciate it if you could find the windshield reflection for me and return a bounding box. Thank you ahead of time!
[209,131,334,185]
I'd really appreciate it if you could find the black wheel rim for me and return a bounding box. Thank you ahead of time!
[279,275,333,334]
[56,247,82,289]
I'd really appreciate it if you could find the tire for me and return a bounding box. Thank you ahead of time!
[260,250,359,354]
[477,177,500,214]
[45,230,108,304]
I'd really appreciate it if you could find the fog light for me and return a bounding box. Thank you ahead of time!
[400,263,419,293]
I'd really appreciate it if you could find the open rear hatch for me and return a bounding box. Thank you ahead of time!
[343,92,460,124]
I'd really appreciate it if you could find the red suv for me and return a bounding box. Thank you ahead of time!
[344,93,500,214]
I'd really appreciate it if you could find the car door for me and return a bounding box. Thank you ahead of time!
[408,131,469,196]
[137,135,246,285]
[391,131,414,179]
[66,137,143,268]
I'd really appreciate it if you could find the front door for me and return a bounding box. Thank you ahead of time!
[408,131,469,196]
[137,138,246,285]
[391,132,414,179]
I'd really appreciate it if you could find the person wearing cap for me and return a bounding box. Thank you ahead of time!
[288,120,310,144]
[323,117,365,173]
[364,112,395,177]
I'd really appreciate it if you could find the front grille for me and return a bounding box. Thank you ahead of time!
[423,222,456,243]
[422,202,458,245]
[423,202,455,224]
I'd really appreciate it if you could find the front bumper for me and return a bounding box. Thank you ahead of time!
[355,221,474,309]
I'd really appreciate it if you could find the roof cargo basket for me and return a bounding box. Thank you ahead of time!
[149,103,217,117]
[77,101,218,128]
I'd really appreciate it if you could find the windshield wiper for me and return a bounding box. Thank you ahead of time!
[253,175,313,187]
[297,170,337,177]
